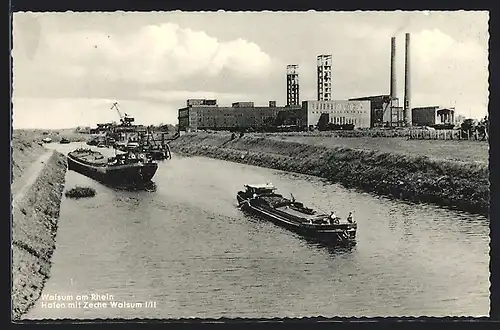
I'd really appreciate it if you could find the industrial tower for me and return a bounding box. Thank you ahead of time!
[404,33,412,126]
[317,54,332,101]
[286,65,300,106]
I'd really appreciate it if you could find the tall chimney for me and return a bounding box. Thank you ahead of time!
[390,37,397,100]
[404,33,412,126]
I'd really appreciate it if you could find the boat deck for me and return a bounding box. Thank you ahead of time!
[275,205,322,221]
[69,149,108,165]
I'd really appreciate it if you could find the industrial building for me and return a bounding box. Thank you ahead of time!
[348,95,404,128]
[178,98,370,132]
[286,65,300,107]
[178,99,294,132]
[176,32,437,132]
[302,100,371,129]
[274,107,303,127]
[412,106,456,127]
[347,34,410,128]
[317,55,332,101]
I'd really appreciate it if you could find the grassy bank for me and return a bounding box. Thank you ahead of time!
[255,132,489,164]
[12,131,47,182]
[11,151,67,320]
[170,133,489,215]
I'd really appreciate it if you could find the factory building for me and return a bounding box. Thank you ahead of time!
[275,107,304,128]
[178,99,293,132]
[301,100,371,129]
[286,65,300,107]
[349,95,392,127]
[412,106,456,127]
[178,32,424,132]
[346,35,408,128]
[179,99,371,132]
[317,55,332,101]
[178,99,218,131]
[348,95,404,128]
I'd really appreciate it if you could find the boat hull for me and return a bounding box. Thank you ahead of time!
[147,150,167,160]
[67,153,158,186]
[237,193,356,244]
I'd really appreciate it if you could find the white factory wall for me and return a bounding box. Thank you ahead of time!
[303,100,371,128]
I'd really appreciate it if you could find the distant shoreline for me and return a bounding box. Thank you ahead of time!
[170,132,489,216]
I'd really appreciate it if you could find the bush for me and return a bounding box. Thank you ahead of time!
[65,186,96,199]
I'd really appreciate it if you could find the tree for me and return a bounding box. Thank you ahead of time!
[477,116,489,141]
[460,118,476,132]
[460,118,488,140]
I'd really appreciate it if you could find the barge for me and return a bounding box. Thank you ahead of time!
[237,183,357,244]
[142,145,172,161]
[67,148,158,186]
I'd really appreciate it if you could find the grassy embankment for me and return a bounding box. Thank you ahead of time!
[259,131,488,164]
[12,131,48,181]
[11,131,68,320]
[170,132,489,216]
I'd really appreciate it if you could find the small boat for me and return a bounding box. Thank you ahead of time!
[87,138,99,146]
[142,145,172,160]
[67,148,158,186]
[126,141,140,149]
[60,138,70,144]
[236,183,357,244]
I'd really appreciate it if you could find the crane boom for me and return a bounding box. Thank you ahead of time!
[111,102,124,120]
[111,102,135,126]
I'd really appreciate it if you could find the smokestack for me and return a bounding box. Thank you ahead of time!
[404,33,412,126]
[390,37,397,100]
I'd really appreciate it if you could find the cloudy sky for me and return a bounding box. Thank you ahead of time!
[12,11,489,129]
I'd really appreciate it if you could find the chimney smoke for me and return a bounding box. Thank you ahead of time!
[390,37,397,100]
[404,32,412,126]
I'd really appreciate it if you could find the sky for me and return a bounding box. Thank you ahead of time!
[12,11,489,129]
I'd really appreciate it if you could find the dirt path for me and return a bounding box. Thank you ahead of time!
[11,150,54,209]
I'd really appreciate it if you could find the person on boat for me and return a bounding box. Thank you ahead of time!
[330,211,339,224]
[347,212,354,223]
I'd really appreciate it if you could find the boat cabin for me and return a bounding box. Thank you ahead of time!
[244,183,277,196]
[108,152,150,165]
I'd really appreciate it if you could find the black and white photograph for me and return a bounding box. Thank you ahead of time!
[11,10,490,320]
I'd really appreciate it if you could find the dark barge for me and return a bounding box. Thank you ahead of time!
[67,148,158,186]
[237,184,357,244]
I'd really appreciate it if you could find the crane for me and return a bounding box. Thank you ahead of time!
[111,102,134,126]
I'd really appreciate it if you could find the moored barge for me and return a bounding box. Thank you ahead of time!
[237,183,357,244]
[67,148,158,186]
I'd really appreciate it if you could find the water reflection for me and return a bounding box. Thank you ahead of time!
[26,145,489,318]
[301,236,357,256]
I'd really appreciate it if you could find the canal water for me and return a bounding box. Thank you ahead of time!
[24,143,489,319]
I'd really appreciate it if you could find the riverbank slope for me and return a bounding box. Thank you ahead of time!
[12,131,48,181]
[169,132,489,215]
[11,135,68,320]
